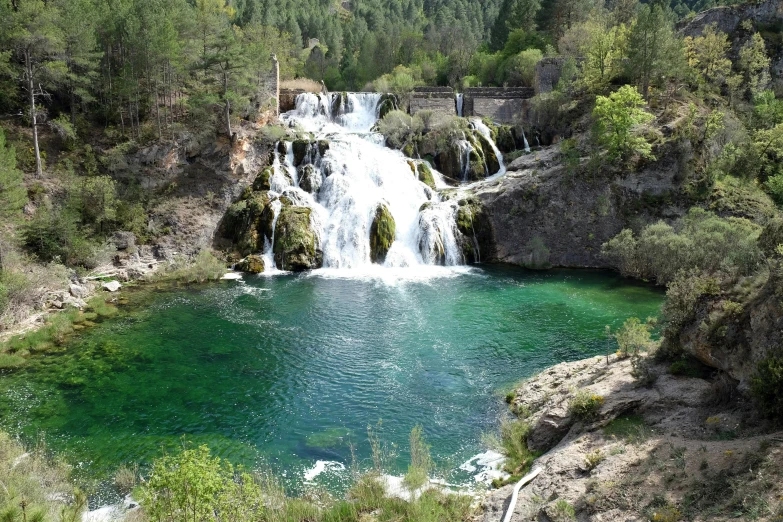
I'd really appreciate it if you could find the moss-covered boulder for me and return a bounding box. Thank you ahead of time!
[378,94,398,120]
[455,197,494,264]
[474,132,500,175]
[369,204,396,264]
[436,142,465,183]
[318,140,330,157]
[253,166,274,191]
[277,141,288,156]
[236,255,265,274]
[467,148,486,181]
[292,140,309,166]
[416,162,436,189]
[273,206,321,271]
[495,125,517,153]
[222,191,274,256]
[299,164,322,194]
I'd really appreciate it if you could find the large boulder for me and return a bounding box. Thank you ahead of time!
[455,198,494,263]
[222,191,273,256]
[299,164,322,194]
[252,166,274,191]
[236,255,265,274]
[474,132,500,175]
[436,142,465,182]
[416,162,436,190]
[369,204,396,264]
[273,206,322,271]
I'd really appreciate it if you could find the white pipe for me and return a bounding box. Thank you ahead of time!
[501,467,542,522]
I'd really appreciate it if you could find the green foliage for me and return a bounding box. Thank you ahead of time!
[0,128,26,222]
[604,415,651,444]
[0,431,84,522]
[140,445,265,522]
[498,419,534,476]
[750,356,783,419]
[568,390,604,421]
[404,425,434,491]
[602,208,762,285]
[614,317,656,357]
[593,85,655,161]
[661,269,720,347]
[152,250,227,284]
[626,4,682,98]
[377,110,423,150]
[502,48,543,87]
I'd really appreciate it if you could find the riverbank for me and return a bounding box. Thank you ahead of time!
[482,355,783,521]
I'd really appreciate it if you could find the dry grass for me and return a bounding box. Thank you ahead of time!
[280,78,323,92]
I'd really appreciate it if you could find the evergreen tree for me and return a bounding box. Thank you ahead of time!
[0,128,26,223]
[626,4,680,98]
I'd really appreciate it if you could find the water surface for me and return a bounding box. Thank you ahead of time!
[0,266,662,499]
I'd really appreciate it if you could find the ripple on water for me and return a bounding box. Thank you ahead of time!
[0,266,663,502]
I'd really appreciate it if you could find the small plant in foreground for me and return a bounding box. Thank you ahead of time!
[569,390,604,421]
[552,499,576,521]
[584,449,605,471]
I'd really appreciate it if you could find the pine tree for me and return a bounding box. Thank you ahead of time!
[2,1,65,177]
[0,128,26,223]
[626,4,680,98]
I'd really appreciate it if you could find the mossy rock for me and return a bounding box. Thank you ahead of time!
[273,206,322,271]
[407,160,417,176]
[474,132,500,175]
[318,140,330,157]
[402,141,416,158]
[436,142,464,183]
[253,166,274,192]
[370,204,396,264]
[416,162,436,190]
[456,198,493,264]
[236,255,265,274]
[277,141,288,156]
[299,164,322,194]
[495,126,517,153]
[378,94,398,120]
[467,149,486,181]
[292,140,309,166]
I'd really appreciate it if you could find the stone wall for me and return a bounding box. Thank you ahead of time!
[535,57,566,95]
[254,55,280,115]
[410,87,456,117]
[279,89,305,113]
[464,88,533,123]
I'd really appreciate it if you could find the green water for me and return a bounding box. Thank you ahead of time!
[0,266,662,501]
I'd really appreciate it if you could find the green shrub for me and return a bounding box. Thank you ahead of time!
[615,317,657,357]
[569,390,604,421]
[552,499,576,521]
[602,208,762,285]
[151,250,227,284]
[593,85,655,161]
[499,419,534,476]
[750,356,783,419]
[377,110,423,150]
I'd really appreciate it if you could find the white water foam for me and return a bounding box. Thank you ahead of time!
[303,460,346,482]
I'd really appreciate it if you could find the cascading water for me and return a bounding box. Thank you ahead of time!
[456,94,464,117]
[470,118,506,179]
[262,92,466,271]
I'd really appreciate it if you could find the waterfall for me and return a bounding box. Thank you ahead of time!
[258,92,466,271]
[522,129,531,153]
[456,94,464,117]
[470,118,506,178]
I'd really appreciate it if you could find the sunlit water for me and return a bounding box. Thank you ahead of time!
[0,266,662,504]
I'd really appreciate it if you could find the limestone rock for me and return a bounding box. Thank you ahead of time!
[273,206,322,271]
[69,284,88,299]
[236,255,265,274]
[112,231,136,251]
[369,204,396,264]
[299,164,322,194]
[102,281,122,292]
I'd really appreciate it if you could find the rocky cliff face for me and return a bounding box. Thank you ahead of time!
[482,355,783,522]
[112,125,272,259]
[681,0,783,79]
[471,144,692,269]
[673,272,783,388]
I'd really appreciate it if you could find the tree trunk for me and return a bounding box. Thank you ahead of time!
[26,50,43,177]
[223,71,232,138]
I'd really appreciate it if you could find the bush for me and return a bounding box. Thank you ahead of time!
[376,110,423,150]
[750,356,783,419]
[569,390,604,421]
[662,269,720,333]
[593,85,655,161]
[498,419,534,477]
[602,208,763,285]
[151,250,227,284]
[615,317,657,357]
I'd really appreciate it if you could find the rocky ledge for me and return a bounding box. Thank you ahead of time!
[482,355,783,522]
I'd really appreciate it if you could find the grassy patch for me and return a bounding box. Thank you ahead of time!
[569,390,604,421]
[604,415,652,444]
[148,250,227,284]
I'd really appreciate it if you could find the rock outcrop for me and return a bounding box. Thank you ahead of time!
[273,206,322,271]
[471,144,692,268]
[369,204,397,264]
[482,355,783,522]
